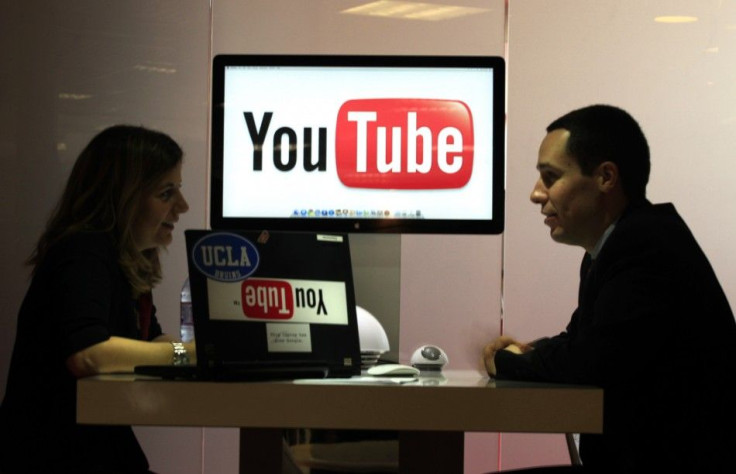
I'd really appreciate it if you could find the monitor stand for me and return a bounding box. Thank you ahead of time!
[350,234,401,363]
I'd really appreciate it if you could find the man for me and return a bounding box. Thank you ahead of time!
[483,105,736,473]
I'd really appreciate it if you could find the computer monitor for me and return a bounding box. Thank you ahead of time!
[210,54,505,234]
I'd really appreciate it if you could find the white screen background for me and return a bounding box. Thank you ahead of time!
[221,65,497,220]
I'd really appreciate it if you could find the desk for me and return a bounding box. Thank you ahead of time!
[77,370,602,473]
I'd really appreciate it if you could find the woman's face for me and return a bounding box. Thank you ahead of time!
[132,161,189,251]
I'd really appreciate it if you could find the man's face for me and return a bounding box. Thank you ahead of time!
[530,129,604,252]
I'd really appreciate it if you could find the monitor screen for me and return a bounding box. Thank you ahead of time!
[210,54,505,234]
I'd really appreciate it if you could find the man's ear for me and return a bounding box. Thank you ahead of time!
[596,161,619,192]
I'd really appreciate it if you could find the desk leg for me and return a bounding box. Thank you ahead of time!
[399,431,464,473]
[239,428,284,474]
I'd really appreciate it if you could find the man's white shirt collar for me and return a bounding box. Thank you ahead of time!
[590,222,617,260]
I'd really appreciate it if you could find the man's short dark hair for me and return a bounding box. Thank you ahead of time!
[547,104,650,202]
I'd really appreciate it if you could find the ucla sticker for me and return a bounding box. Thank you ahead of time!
[192,232,259,282]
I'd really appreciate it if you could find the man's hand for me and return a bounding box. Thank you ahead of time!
[482,336,530,377]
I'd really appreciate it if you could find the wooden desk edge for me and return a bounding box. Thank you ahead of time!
[77,373,603,434]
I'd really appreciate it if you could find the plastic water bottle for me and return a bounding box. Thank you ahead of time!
[180,277,194,342]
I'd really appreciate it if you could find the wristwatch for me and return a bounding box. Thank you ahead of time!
[171,342,190,366]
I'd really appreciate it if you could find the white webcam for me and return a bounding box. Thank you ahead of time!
[410,344,448,371]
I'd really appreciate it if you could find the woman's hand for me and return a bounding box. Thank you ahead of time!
[65,336,195,378]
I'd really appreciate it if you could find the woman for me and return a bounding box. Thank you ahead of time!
[0,125,193,473]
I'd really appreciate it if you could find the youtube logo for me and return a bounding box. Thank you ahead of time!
[242,98,474,190]
[336,99,474,189]
[242,278,294,320]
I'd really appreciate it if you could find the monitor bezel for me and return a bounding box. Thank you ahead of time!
[210,54,505,234]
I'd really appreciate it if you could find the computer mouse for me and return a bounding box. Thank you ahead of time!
[366,363,420,376]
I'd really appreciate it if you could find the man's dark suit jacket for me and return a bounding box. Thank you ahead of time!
[496,202,736,472]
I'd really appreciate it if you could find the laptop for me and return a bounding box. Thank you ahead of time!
[135,229,362,381]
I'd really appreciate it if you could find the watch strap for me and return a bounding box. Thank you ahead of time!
[171,341,189,366]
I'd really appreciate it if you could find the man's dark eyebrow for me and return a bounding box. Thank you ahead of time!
[536,163,560,172]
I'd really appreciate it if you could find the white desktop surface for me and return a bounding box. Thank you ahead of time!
[77,370,603,472]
